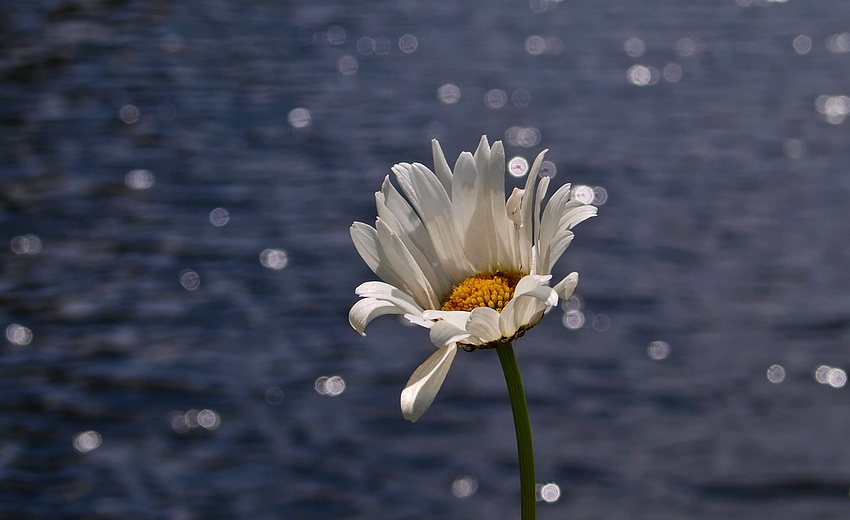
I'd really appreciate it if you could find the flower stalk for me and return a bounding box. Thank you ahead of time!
[497,342,536,520]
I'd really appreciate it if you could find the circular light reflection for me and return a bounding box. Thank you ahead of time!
[425,121,447,140]
[209,207,229,226]
[828,368,847,388]
[512,89,531,107]
[591,314,610,332]
[451,476,478,498]
[814,365,831,384]
[11,234,42,255]
[266,387,284,405]
[525,35,547,55]
[437,84,461,104]
[197,409,220,429]
[592,187,608,205]
[160,33,183,53]
[73,431,102,453]
[561,295,582,312]
[826,33,850,53]
[663,63,682,82]
[327,26,346,45]
[5,324,33,345]
[399,34,418,53]
[125,169,155,190]
[357,37,375,55]
[260,248,288,269]
[315,375,346,396]
[338,55,358,75]
[766,364,785,383]
[288,108,311,128]
[793,34,812,54]
[508,157,529,178]
[783,139,805,159]
[179,269,200,290]
[624,37,645,58]
[119,105,139,124]
[538,482,561,503]
[539,160,557,178]
[628,65,658,86]
[647,341,670,360]
[572,185,594,204]
[562,311,584,329]
[484,89,507,109]
[374,37,391,55]
[505,126,540,147]
[675,37,698,57]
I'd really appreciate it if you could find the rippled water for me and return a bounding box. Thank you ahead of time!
[2,1,850,518]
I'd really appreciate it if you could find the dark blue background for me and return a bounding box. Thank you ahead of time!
[2,0,850,518]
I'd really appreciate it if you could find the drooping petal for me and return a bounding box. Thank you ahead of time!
[355,281,424,316]
[498,275,555,336]
[429,320,471,347]
[392,162,471,283]
[466,306,502,343]
[349,298,406,336]
[422,310,471,330]
[400,344,458,422]
[375,218,440,309]
[554,272,579,300]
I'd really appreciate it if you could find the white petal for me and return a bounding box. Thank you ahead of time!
[422,310,471,330]
[538,183,572,259]
[466,307,502,342]
[452,151,498,272]
[375,218,440,309]
[498,275,554,336]
[350,222,409,295]
[349,298,405,336]
[379,177,445,273]
[400,344,458,422]
[518,149,547,273]
[404,313,435,329]
[431,139,453,198]
[554,272,579,300]
[545,230,574,274]
[429,320,471,347]
[392,162,471,282]
[355,281,424,316]
[559,203,598,231]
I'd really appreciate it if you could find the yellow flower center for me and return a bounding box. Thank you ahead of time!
[441,271,523,313]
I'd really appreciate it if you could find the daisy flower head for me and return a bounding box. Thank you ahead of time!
[349,136,597,422]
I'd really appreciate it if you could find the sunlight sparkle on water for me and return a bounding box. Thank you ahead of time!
[160,33,183,53]
[265,387,284,405]
[814,365,846,388]
[628,65,658,86]
[125,169,155,190]
[793,35,812,54]
[179,269,200,290]
[260,248,288,269]
[288,108,311,128]
[648,341,670,360]
[73,431,102,453]
[592,314,611,332]
[663,63,682,82]
[537,483,561,503]
[209,208,229,226]
[11,234,41,255]
[338,56,358,75]
[508,157,529,177]
[512,89,531,107]
[562,311,584,329]
[815,95,850,124]
[315,376,345,396]
[119,105,139,124]
[783,139,805,159]
[485,89,507,109]
[451,476,478,498]
[505,126,540,147]
[539,160,557,178]
[624,38,645,57]
[766,364,785,383]
[437,84,461,104]
[6,324,32,345]
[675,37,699,57]
[399,34,418,53]
[826,33,850,53]
[572,185,595,204]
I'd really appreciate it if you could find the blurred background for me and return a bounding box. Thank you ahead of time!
[2,0,850,518]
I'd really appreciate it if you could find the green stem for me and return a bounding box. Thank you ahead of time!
[497,342,536,520]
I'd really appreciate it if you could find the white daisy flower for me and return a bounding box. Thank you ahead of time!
[349,136,597,422]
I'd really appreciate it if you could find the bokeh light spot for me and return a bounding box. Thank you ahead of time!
[525,35,546,55]
[399,34,418,53]
[73,431,102,453]
[512,89,531,107]
[793,34,812,54]
[265,387,284,405]
[647,341,670,360]
[624,37,645,57]
[315,376,346,396]
[592,186,608,205]
[6,324,33,345]
[288,108,311,128]
[374,37,391,55]
[260,248,288,269]
[209,207,229,226]
[663,63,682,82]
[572,185,595,204]
[539,160,557,178]
[508,157,529,178]
[538,483,561,503]
[119,105,140,124]
[437,84,461,104]
[160,33,183,53]
[675,37,698,57]
[125,169,155,190]
[326,26,346,45]
[338,55,358,75]
[766,364,785,383]
[357,37,375,55]
[179,269,200,290]
[562,311,584,329]
[11,234,42,255]
[592,314,611,331]
[485,89,507,109]
[783,139,805,159]
[451,476,478,498]
[826,33,850,53]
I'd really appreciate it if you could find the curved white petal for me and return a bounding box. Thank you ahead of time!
[404,313,435,329]
[350,222,409,296]
[538,183,572,259]
[376,218,440,309]
[392,162,471,282]
[431,139,453,198]
[421,310,471,330]
[349,298,406,336]
[554,272,579,300]
[499,275,555,336]
[545,231,574,274]
[401,344,458,422]
[518,149,547,273]
[429,320,471,347]
[466,307,502,343]
[355,281,424,316]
